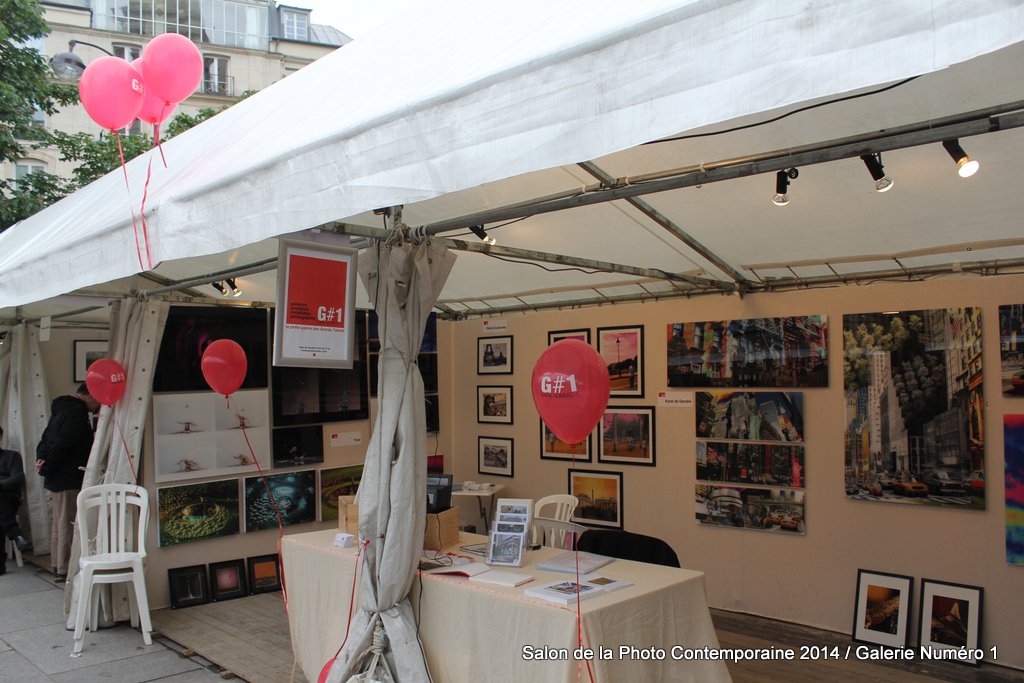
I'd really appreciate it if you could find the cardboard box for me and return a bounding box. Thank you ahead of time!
[424,506,460,550]
[338,495,359,535]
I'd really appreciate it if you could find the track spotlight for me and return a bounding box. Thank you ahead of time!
[942,139,979,178]
[469,225,496,246]
[860,153,893,192]
[772,168,799,206]
[210,281,228,296]
[225,277,242,297]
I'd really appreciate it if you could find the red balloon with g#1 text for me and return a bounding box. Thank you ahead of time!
[531,339,610,446]
[85,358,128,406]
[200,339,248,397]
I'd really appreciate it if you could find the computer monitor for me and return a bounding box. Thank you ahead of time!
[426,474,453,513]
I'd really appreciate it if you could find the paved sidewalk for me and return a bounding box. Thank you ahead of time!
[0,558,228,683]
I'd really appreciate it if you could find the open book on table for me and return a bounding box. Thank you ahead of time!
[524,579,604,605]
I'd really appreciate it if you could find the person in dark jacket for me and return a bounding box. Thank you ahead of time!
[35,384,99,579]
[0,425,32,575]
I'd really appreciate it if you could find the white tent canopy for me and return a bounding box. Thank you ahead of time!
[2,0,1024,315]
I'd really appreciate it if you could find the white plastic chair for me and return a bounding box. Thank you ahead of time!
[533,517,588,549]
[532,494,578,548]
[72,484,152,655]
[5,537,23,567]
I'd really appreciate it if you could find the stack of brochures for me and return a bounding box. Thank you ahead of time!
[524,579,604,605]
[486,498,533,567]
[423,562,534,586]
[535,551,614,574]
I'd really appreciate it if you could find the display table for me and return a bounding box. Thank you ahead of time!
[283,529,731,683]
[451,482,505,531]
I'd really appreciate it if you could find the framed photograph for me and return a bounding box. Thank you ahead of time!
[548,328,590,345]
[208,559,248,601]
[597,325,644,398]
[568,469,623,529]
[320,464,364,521]
[272,425,324,468]
[918,579,983,664]
[599,406,655,466]
[478,436,514,478]
[477,385,513,424]
[486,531,527,567]
[540,419,592,462]
[478,336,513,374]
[157,479,240,547]
[244,470,317,531]
[73,340,108,383]
[247,554,282,594]
[695,484,805,534]
[852,569,913,649]
[167,565,209,609]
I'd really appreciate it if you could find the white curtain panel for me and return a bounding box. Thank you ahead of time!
[326,238,455,682]
[64,298,169,621]
[0,324,52,551]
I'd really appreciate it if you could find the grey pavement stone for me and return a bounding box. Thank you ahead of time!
[50,649,202,683]
[0,564,57,599]
[3,621,161,675]
[0,636,11,653]
[147,668,230,682]
[0,649,55,683]
[0,587,67,634]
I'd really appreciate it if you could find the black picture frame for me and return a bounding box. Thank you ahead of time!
[168,564,210,609]
[478,436,514,477]
[540,418,592,462]
[568,468,623,529]
[73,340,108,383]
[598,406,656,467]
[477,385,513,424]
[852,569,913,649]
[548,328,591,345]
[247,554,282,594]
[208,559,248,601]
[272,425,325,468]
[597,325,645,398]
[918,578,984,665]
[478,336,513,375]
[154,306,269,392]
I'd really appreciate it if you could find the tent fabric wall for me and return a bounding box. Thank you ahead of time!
[63,298,168,622]
[1,0,1022,309]
[0,325,52,551]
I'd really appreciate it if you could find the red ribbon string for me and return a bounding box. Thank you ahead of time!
[237,407,289,612]
[114,130,145,271]
[570,441,596,683]
[139,154,154,268]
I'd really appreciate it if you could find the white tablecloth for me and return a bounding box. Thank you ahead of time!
[283,530,731,683]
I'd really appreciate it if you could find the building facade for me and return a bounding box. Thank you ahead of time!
[4,0,349,184]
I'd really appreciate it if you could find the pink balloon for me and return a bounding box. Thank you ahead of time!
[85,358,128,406]
[531,339,610,446]
[79,57,144,131]
[132,58,177,125]
[140,33,203,104]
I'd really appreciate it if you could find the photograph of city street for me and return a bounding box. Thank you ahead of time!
[695,484,805,534]
[598,407,655,466]
[666,315,828,388]
[696,391,804,442]
[999,303,1024,395]
[569,469,623,529]
[843,308,984,508]
[597,325,644,397]
[696,442,805,487]
[540,419,592,461]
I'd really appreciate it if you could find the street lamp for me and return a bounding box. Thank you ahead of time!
[50,40,115,81]
[615,337,621,378]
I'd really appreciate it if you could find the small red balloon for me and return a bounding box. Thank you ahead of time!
[531,339,610,445]
[79,56,145,131]
[85,358,128,406]
[201,339,248,397]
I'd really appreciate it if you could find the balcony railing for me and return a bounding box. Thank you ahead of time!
[202,75,234,96]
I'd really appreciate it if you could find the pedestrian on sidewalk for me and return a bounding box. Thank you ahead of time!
[1,425,32,575]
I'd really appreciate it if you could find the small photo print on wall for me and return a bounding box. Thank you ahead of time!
[157,479,240,547]
[999,304,1024,395]
[568,469,623,529]
[599,407,655,466]
[244,470,317,531]
[478,436,514,477]
[548,328,590,345]
[478,336,513,374]
[272,425,324,468]
[852,569,913,649]
[478,385,513,424]
[320,464,364,521]
[1004,414,1024,565]
[696,391,804,442]
[597,326,644,398]
[540,419,592,462]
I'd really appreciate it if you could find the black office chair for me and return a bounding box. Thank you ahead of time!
[575,529,680,568]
